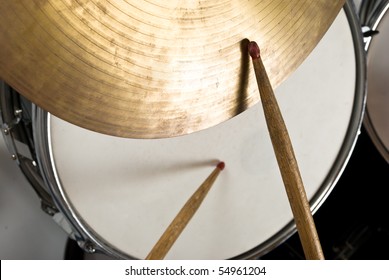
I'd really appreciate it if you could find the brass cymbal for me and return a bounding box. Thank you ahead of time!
[0,0,344,138]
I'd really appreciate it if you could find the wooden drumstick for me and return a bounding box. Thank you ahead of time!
[145,162,225,260]
[248,41,324,260]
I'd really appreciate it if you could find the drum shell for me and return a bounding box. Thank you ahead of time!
[362,1,389,163]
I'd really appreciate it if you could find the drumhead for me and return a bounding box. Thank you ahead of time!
[34,2,365,259]
[364,3,389,163]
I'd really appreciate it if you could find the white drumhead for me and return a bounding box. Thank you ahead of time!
[365,4,389,162]
[47,10,357,259]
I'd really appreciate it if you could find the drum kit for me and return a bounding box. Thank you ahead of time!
[0,0,387,259]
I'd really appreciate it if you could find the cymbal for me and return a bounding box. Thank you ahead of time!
[0,1,345,138]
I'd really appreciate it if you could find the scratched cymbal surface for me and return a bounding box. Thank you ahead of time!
[0,0,344,138]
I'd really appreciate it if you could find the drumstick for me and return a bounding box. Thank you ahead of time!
[145,162,225,260]
[248,41,324,260]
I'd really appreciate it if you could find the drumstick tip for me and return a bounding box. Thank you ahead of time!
[217,161,225,171]
[248,41,260,59]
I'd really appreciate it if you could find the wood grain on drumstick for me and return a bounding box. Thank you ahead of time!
[248,41,324,260]
[145,162,225,260]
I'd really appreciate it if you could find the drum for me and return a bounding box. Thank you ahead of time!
[362,1,389,163]
[0,1,365,259]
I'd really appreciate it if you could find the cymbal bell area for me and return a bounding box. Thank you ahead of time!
[0,0,344,138]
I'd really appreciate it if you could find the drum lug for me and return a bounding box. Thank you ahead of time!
[1,125,20,162]
[361,25,379,45]
[78,241,97,254]
[1,109,27,163]
[1,108,22,132]
[362,26,379,38]
[41,201,58,216]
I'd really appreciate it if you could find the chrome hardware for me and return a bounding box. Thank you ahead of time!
[84,242,96,254]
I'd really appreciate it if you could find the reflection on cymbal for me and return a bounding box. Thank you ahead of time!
[0,0,345,138]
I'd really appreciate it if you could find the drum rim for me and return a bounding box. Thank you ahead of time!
[33,0,366,259]
[363,2,389,164]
